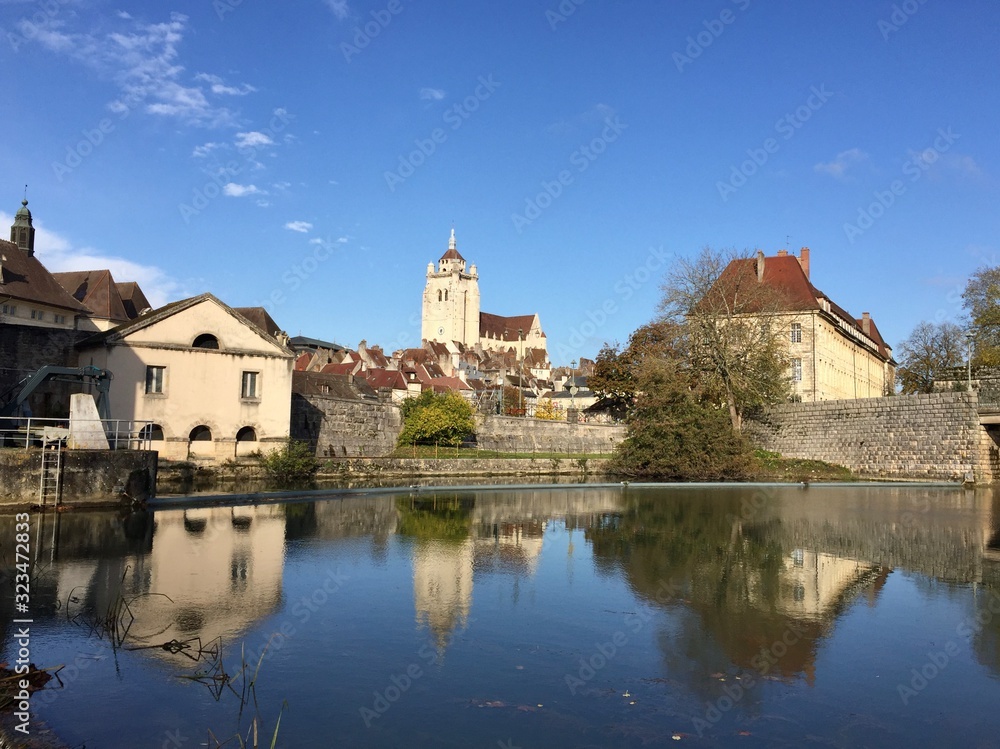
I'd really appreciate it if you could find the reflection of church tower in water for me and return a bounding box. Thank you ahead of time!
[412,540,474,652]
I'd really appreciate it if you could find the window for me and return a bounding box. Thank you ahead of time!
[192,333,220,349]
[790,322,802,343]
[139,424,165,441]
[241,371,259,399]
[145,366,165,394]
[30,309,43,321]
[1,304,16,316]
[444,290,448,301]
[792,358,802,382]
[236,426,257,442]
[53,314,66,324]
[189,425,212,441]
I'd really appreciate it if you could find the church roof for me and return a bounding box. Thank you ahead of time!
[53,269,130,323]
[439,228,465,262]
[480,312,538,342]
[0,238,89,313]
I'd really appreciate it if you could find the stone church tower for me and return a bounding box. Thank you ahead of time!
[421,229,480,345]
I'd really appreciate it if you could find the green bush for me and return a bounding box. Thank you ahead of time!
[398,390,476,447]
[255,439,318,484]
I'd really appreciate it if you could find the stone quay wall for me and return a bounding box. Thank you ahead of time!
[292,393,404,458]
[475,416,625,455]
[0,449,158,506]
[745,392,995,483]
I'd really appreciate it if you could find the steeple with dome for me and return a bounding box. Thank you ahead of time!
[10,197,35,256]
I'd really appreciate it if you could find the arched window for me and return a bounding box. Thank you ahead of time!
[437,290,442,302]
[192,333,220,349]
[236,426,257,442]
[139,424,164,441]
[189,425,212,441]
[444,290,448,301]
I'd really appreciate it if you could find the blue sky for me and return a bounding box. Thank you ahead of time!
[2,0,998,364]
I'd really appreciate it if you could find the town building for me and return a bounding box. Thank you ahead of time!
[716,248,895,401]
[421,229,548,362]
[77,293,294,461]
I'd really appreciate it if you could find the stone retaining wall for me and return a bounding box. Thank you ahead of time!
[0,449,158,506]
[476,415,625,455]
[291,393,403,457]
[745,392,996,483]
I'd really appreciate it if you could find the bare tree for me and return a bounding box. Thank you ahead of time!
[895,321,966,393]
[659,247,791,432]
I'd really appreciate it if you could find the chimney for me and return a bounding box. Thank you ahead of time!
[776,249,788,257]
[756,249,765,282]
[799,247,810,279]
[861,312,871,336]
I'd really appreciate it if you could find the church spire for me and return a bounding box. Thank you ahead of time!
[449,227,457,251]
[10,193,35,257]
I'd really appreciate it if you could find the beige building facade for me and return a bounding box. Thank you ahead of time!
[78,293,294,461]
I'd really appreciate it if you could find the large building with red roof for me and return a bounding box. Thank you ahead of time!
[421,229,547,361]
[717,248,895,401]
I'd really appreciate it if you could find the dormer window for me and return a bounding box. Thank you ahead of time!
[192,333,220,349]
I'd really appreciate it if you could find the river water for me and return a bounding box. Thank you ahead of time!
[4,483,1000,748]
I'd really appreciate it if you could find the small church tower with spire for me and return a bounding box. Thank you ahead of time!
[421,229,480,345]
[10,197,35,256]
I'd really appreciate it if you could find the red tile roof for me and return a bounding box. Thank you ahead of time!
[479,312,538,341]
[53,269,130,322]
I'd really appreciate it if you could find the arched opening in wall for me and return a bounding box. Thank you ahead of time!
[235,426,259,457]
[139,423,165,441]
[189,424,214,458]
[437,290,442,302]
[444,290,448,301]
[192,333,220,349]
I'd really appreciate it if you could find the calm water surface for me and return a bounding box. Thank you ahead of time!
[4,484,1000,748]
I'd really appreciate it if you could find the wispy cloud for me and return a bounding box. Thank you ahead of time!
[235,131,274,149]
[324,0,351,20]
[814,148,868,179]
[0,211,185,308]
[192,142,222,158]
[19,12,246,127]
[223,183,263,197]
[419,87,446,101]
[285,221,313,233]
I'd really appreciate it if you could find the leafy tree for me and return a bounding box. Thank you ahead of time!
[590,321,680,418]
[962,266,1000,365]
[534,397,562,420]
[895,321,966,393]
[398,390,476,447]
[659,247,791,431]
[610,356,756,480]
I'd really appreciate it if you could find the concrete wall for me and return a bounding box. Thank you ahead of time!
[292,393,403,457]
[745,391,995,483]
[0,449,158,506]
[476,415,625,455]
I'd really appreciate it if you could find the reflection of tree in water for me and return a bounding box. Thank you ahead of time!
[396,494,475,542]
[587,491,889,701]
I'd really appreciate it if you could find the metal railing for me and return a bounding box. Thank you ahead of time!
[0,416,154,451]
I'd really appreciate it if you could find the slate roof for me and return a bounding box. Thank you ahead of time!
[53,269,129,322]
[0,239,89,314]
[289,335,345,352]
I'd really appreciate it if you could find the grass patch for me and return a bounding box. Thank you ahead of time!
[752,449,854,482]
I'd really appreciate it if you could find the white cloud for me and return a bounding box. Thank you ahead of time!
[235,131,274,149]
[194,72,256,96]
[0,211,184,308]
[192,142,222,158]
[223,183,262,197]
[814,148,868,179]
[419,87,446,101]
[285,221,313,233]
[325,0,351,20]
[272,181,291,191]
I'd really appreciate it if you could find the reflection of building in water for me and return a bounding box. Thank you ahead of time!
[472,521,546,576]
[412,540,474,652]
[123,505,286,652]
[777,549,883,619]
